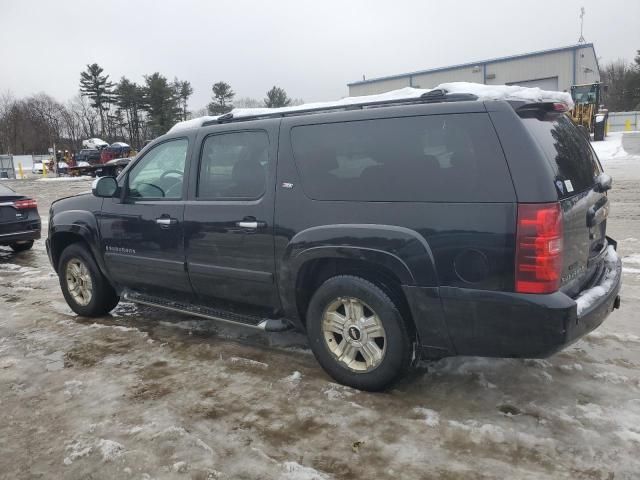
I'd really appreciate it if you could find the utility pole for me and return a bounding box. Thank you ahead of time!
[578,7,586,44]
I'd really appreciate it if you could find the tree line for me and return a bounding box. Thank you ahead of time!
[602,50,640,111]
[0,63,300,155]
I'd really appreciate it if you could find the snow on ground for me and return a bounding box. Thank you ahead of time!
[37,175,93,182]
[170,82,573,132]
[0,136,640,479]
[592,131,632,161]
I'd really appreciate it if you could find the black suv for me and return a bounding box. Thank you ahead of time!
[46,91,622,391]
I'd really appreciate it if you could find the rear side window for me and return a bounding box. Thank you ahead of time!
[520,113,602,198]
[290,113,514,202]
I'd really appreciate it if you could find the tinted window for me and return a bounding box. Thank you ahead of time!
[521,113,602,198]
[128,138,188,199]
[290,114,514,202]
[198,131,269,199]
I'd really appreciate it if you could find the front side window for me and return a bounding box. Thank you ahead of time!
[128,138,188,199]
[197,131,269,199]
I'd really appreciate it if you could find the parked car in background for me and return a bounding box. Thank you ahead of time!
[95,157,133,177]
[76,149,102,165]
[100,143,131,164]
[32,161,69,174]
[0,183,40,252]
[47,89,622,391]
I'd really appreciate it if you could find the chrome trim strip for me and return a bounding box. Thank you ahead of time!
[0,230,37,238]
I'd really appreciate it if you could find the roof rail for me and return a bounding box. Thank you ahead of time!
[202,90,479,126]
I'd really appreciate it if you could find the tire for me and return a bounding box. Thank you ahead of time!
[115,166,124,176]
[9,240,34,252]
[58,243,119,317]
[306,275,413,391]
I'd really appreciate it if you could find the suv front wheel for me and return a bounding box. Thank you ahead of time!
[59,243,119,317]
[306,275,412,391]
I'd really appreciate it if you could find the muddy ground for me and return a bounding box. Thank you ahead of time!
[1,133,639,479]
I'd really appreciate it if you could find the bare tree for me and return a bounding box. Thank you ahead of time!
[70,95,99,139]
[235,97,263,108]
[0,91,16,153]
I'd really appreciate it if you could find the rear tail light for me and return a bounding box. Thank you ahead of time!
[552,102,569,112]
[14,198,37,210]
[515,202,563,294]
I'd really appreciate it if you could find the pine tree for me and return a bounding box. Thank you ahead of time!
[173,79,193,121]
[79,63,114,135]
[115,77,146,148]
[143,73,181,138]
[264,86,291,108]
[208,82,234,115]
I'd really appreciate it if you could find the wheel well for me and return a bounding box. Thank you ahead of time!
[50,232,88,272]
[295,258,415,334]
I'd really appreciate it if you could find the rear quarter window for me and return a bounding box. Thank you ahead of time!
[290,113,515,202]
[520,112,602,198]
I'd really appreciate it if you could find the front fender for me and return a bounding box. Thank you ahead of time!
[49,210,108,278]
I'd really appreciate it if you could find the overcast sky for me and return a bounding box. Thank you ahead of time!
[1,0,639,110]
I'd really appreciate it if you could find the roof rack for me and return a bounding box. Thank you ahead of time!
[202,90,479,126]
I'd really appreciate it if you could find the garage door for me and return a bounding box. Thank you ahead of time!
[507,77,559,91]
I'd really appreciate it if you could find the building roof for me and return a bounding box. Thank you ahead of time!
[348,43,596,86]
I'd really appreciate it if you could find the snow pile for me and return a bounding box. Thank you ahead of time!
[169,82,573,133]
[413,407,440,427]
[575,246,620,316]
[37,176,92,182]
[96,439,124,462]
[591,132,630,161]
[439,82,573,107]
[282,461,330,480]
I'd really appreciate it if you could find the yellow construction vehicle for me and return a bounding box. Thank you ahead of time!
[569,82,608,141]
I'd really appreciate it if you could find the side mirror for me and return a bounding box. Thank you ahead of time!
[92,176,119,198]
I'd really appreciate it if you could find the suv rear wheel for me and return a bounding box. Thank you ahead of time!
[306,275,412,391]
[59,243,119,316]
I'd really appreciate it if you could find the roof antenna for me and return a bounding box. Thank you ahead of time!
[578,7,586,43]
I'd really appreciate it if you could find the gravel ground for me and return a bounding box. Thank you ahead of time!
[1,133,639,480]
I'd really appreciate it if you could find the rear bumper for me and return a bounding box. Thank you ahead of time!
[407,247,622,358]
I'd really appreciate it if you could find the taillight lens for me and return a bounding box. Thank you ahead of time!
[553,102,569,112]
[515,202,563,294]
[14,198,37,210]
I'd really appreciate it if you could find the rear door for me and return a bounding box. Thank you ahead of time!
[521,112,608,296]
[184,122,280,310]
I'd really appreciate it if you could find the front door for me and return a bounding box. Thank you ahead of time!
[99,137,191,296]
[184,125,279,311]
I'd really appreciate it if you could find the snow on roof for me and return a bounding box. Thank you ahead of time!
[169,82,573,133]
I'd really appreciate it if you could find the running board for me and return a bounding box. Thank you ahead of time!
[122,290,292,332]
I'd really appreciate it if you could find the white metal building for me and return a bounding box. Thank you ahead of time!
[348,44,600,96]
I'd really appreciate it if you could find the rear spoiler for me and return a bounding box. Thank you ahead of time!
[511,101,570,115]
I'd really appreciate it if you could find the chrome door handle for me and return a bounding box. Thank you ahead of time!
[236,221,258,229]
[236,220,266,229]
[156,217,177,226]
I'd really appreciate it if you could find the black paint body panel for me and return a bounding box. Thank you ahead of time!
[46,99,621,360]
